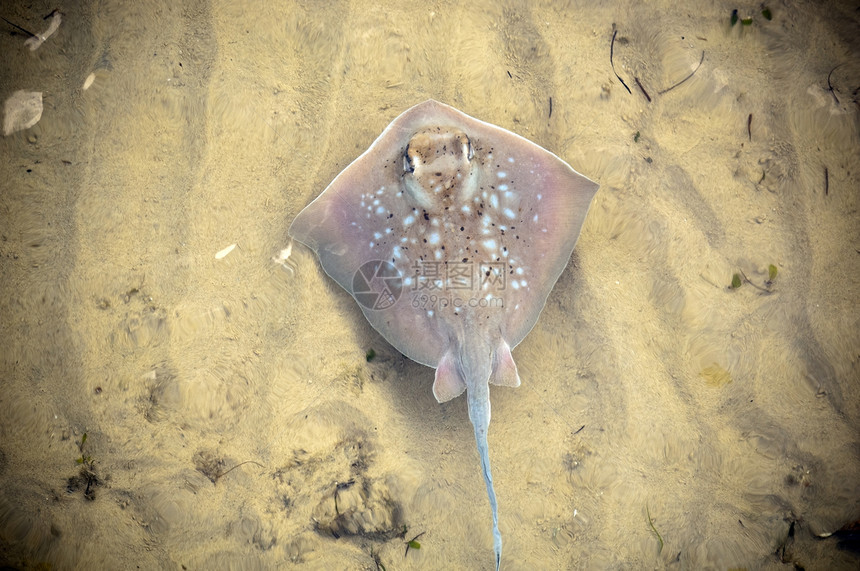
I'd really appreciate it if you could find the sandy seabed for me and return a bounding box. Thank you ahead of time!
[1,1,858,569]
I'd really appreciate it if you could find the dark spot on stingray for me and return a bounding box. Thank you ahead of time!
[460,226,464,231]
[423,211,429,221]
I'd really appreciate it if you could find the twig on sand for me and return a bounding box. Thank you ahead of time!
[827,64,844,105]
[647,504,664,554]
[1,16,36,37]
[634,77,651,102]
[610,30,632,94]
[659,51,705,95]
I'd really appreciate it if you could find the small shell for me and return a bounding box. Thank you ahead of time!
[215,243,236,259]
[3,91,43,136]
[272,241,295,274]
[83,73,96,90]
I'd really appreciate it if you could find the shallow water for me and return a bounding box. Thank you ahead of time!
[1,1,858,569]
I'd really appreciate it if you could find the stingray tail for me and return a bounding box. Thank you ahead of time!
[468,385,502,570]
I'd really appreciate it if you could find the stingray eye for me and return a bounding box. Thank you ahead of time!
[463,138,474,162]
[403,146,416,174]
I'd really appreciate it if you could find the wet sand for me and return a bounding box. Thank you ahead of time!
[1,1,858,569]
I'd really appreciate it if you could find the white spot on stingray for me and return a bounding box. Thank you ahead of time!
[392,246,402,259]
[385,227,392,234]
[400,237,408,243]
[373,199,380,206]
[432,218,439,226]
[498,184,508,191]
[537,193,542,200]
[520,279,528,287]
[374,232,382,239]
[434,250,442,260]
[482,239,497,250]
[497,171,506,178]
[376,187,385,194]
[503,208,516,219]
[369,242,375,248]
[516,267,524,275]
[533,214,539,222]
[404,215,415,225]
[376,206,385,215]
[427,310,434,318]
[461,205,471,214]
[489,194,499,209]
[511,280,520,290]
[428,233,440,245]
[508,157,515,163]
[403,276,413,287]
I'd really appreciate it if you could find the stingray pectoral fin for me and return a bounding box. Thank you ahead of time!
[433,350,467,403]
[489,339,521,388]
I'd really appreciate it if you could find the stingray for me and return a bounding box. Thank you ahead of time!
[289,100,598,568]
